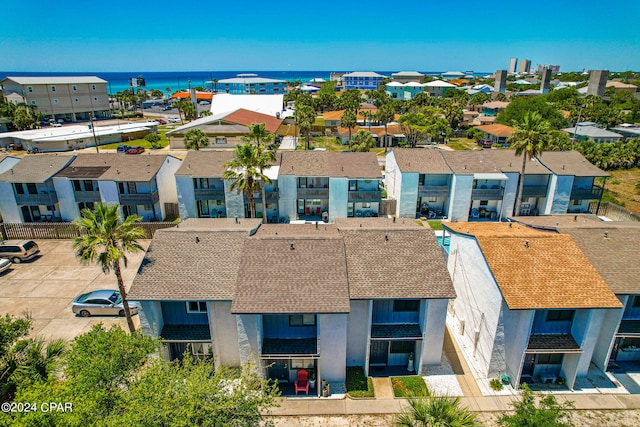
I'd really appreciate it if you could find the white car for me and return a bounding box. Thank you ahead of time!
[0,258,12,274]
[167,117,180,123]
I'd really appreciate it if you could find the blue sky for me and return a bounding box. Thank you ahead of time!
[2,0,639,72]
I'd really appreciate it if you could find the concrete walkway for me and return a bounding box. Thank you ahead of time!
[442,327,482,397]
[372,378,394,399]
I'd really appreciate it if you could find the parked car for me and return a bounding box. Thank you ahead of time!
[116,144,130,153]
[0,240,39,264]
[198,100,210,105]
[127,146,145,154]
[72,290,140,317]
[154,118,167,125]
[167,117,180,123]
[479,139,493,148]
[0,258,12,274]
[162,105,172,111]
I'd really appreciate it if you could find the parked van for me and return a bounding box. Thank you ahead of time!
[0,240,39,263]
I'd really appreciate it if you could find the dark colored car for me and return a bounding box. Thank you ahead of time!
[72,290,140,317]
[154,118,167,125]
[116,144,130,153]
[479,139,493,148]
[162,105,172,111]
[127,146,145,154]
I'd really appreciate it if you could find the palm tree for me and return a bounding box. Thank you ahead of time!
[341,108,357,142]
[377,103,396,150]
[509,111,552,216]
[223,143,270,219]
[243,123,277,223]
[294,103,316,150]
[395,395,477,427]
[184,128,209,150]
[73,203,145,334]
[349,130,376,152]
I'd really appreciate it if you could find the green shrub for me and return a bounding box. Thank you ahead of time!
[490,378,504,391]
[391,376,428,397]
[144,133,161,143]
[346,366,374,398]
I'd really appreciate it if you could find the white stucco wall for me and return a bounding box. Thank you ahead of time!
[384,151,399,208]
[398,172,418,218]
[346,300,369,367]
[138,300,164,337]
[224,179,246,219]
[52,177,79,221]
[562,353,580,390]
[156,156,181,219]
[420,299,448,369]
[175,175,197,219]
[209,301,241,369]
[236,314,261,366]
[502,304,533,384]
[574,309,605,378]
[319,313,348,383]
[277,175,297,221]
[501,172,519,218]
[448,175,473,221]
[447,232,503,377]
[329,177,347,222]
[0,181,21,222]
[592,296,626,370]
[98,180,119,204]
[549,175,574,214]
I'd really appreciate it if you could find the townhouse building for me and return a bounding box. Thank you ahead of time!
[442,222,621,389]
[343,72,386,90]
[1,76,111,122]
[127,218,455,394]
[215,74,287,94]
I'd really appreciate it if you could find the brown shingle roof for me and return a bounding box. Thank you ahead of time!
[341,228,456,300]
[279,151,381,179]
[52,153,174,182]
[323,110,345,121]
[391,148,452,174]
[231,224,350,314]
[477,123,514,137]
[0,154,73,183]
[335,217,421,230]
[488,150,552,175]
[561,226,640,295]
[536,151,608,177]
[444,223,622,310]
[441,150,506,174]
[175,151,236,176]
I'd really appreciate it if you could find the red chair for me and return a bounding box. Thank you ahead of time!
[305,207,311,215]
[316,207,321,214]
[294,369,309,395]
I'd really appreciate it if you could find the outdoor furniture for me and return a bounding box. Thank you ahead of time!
[294,369,309,395]
[471,208,480,219]
[305,207,311,215]
[316,207,321,215]
[540,373,556,384]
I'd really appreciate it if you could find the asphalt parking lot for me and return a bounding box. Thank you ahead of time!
[0,239,149,340]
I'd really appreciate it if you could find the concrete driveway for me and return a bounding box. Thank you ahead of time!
[0,239,149,340]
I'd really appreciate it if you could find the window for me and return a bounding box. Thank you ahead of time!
[72,85,77,91]
[72,181,81,191]
[393,300,420,312]
[51,86,56,92]
[289,314,316,326]
[347,203,354,217]
[572,199,582,206]
[215,137,225,144]
[188,342,212,358]
[429,196,437,202]
[198,178,209,189]
[479,200,488,206]
[537,354,563,364]
[14,183,24,194]
[546,310,574,322]
[390,341,415,354]
[144,204,153,211]
[291,359,315,369]
[27,86,33,92]
[632,296,640,308]
[298,177,307,188]
[186,301,207,313]
[362,202,371,208]
[349,180,357,191]
[26,183,38,194]
[78,202,95,210]
[83,180,94,191]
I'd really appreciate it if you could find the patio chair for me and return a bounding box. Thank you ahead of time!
[316,207,321,215]
[471,208,480,219]
[305,207,311,215]
[294,369,309,395]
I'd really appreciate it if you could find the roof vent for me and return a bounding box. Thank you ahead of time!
[290,242,295,250]
[562,164,566,170]
[385,234,389,241]
[604,231,609,239]
[359,223,362,228]
[524,240,529,248]
[393,217,396,223]
[195,235,200,243]
[235,217,239,224]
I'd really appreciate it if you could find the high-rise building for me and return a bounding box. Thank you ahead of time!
[494,70,507,93]
[540,68,552,94]
[535,64,561,74]
[509,58,518,74]
[587,70,609,96]
[519,59,531,74]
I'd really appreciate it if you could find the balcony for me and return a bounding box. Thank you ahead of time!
[194,188,225,200]
[297,187,329,199]
[570,185,604,201]
[522,185,548,198]
[15,192,58,206]
[418,185,450,197]
[119,190,159,205]
[264,190,279,202]
[618,320,640,335]
[74,190,101,203]
[261,337,318,356]
[471,187,504,200]
[527,334,581,352]
[348,190,382,202]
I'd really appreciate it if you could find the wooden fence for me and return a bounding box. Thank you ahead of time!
[589,202,640,222]
[0,222,178,240]
[379,199,397,217]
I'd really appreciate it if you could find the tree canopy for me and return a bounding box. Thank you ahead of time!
[496,96,568,130]
[349,130,376,152]
[499,384,574,427]
[184,128,210,150]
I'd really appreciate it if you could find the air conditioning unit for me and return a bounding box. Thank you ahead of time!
[459,319,465,335]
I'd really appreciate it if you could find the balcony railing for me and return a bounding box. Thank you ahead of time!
[194,188,225,200]
[471,188,504,200]
[264,190,279,202]
[570,185,604,201]
[297,188,329,199]
[15,193,58,206]
[418,185,450,197]
[119,190,159,205]
[348,190,382,202]
[74,190,101,203]
[522,185,548,198]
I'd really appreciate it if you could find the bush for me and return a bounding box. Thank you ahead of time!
[490,378,504,391]
[346,366,374,398]
[144,133,161,143]
[391,376,428,397]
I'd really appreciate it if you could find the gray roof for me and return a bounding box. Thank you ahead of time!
[175,151,236,177]
[54,153,174,181]
[392,148,452,174]
[0,154,74,183]
[279,151,381,179]
[441,150,506,174]
[340,228,456,300]
[561,125,623,139]
[232,225,350,314]
[2,76,107,85]
[536,151,608,177]
[344,72,387,78]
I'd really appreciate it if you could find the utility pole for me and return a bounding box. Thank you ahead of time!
[89,114,99,153]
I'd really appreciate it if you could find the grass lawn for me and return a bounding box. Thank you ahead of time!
[447,138,478,151]
[601,168,640,215]
[99,131,170,150]
[391,376,428,397]
[298,136,345,152]
[346,367,375,398]
[427,220,443,230]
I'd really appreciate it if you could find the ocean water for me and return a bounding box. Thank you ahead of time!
[0,71,490,94]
